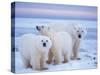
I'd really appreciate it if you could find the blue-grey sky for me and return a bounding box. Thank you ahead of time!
[11,2,97,20]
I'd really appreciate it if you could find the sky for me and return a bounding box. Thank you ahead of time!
[11,2,97,21]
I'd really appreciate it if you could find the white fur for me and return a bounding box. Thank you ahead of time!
[18,34,52,70]
[49,23,87,59]
[36,26,72,64]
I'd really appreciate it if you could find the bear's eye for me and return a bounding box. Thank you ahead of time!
[41,26,44,28]
[82,30,84,32]
[77,30,79,32]
[41,40,43,42]
[46,40,48,42]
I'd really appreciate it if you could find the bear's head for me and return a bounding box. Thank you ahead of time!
[73,24,87,40]
[36,25,50,35]
[36,35,52,52]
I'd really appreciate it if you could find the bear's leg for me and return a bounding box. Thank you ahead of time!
[31,56,41,70]
[40,54,48,70]
[63,53,68,63]
[46,48,53,64]
[21,55,30,68]
[54,50,62,65]
[33,59,41,70]
[71,45,77,60]
[72,41,80,60]
[63,49,71,63]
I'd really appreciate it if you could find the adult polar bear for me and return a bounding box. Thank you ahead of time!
[49,23,87,60]
[36,26,73,64]
[18,34,52,70]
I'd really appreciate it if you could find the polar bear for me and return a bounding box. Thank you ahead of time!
[18,34,52,70]
[49,23,87,60]
[71,24,87,60]
[36,26,72,64]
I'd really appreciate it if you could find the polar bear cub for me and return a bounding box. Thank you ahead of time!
[36,25,72,64]
[18,34,52,70]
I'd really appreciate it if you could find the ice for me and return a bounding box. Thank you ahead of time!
[15,39,97,73]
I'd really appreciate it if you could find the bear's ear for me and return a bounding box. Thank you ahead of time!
[84,25,87,31]
[84,26,87,34]
[73,25,77,30]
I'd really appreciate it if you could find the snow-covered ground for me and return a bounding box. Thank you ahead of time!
[15,38,97,73]
[12,18,97,73]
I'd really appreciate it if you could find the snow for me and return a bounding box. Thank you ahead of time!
[15,39,97,73]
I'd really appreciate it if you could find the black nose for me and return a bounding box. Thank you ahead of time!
[78,34,81,38]
[43,43,46,47]
[36,26,40,31]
